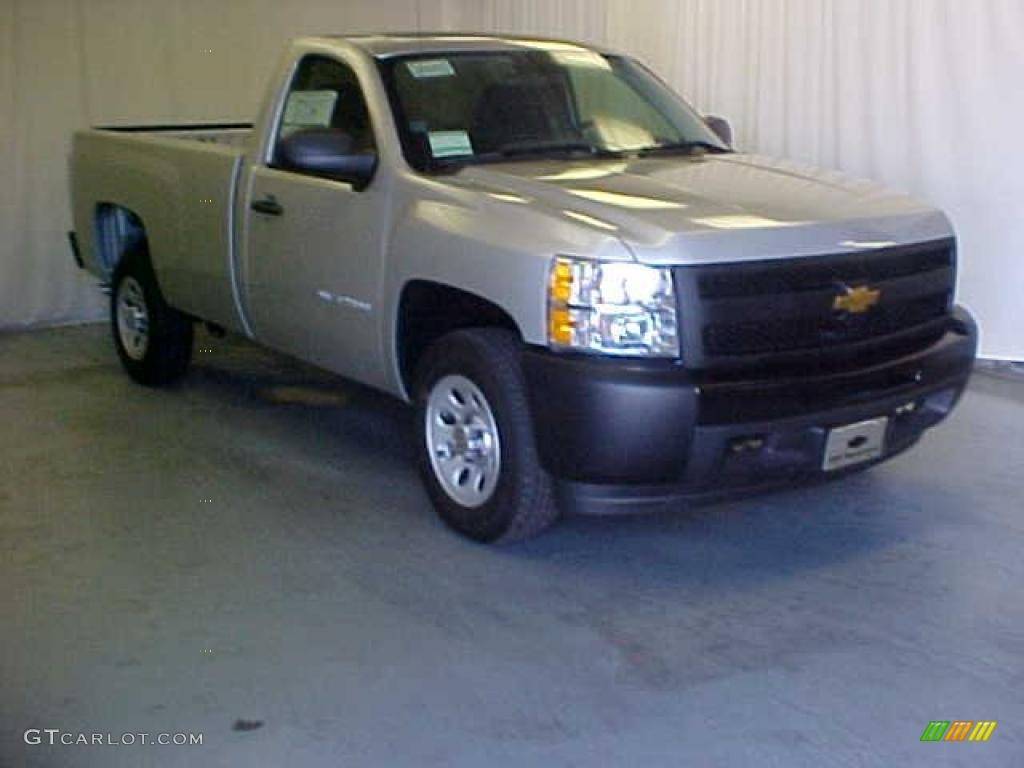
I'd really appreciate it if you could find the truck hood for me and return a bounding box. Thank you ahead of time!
[450,153,953,265]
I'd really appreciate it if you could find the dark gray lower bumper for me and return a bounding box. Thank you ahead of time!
[522,309,977,515]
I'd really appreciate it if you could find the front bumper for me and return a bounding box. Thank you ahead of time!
[522,308,978,515]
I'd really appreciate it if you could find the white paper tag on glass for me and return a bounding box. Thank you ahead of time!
[428,130,474,158]
[406,59,456,78]
[281,90,337,135]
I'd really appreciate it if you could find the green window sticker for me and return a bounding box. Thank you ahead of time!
[428,130,474,158]
[281,90,338,137]
[406,59,456,79]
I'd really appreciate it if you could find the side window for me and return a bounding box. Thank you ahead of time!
[273,55,375,169]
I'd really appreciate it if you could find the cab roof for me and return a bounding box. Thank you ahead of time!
[311,33,615,59]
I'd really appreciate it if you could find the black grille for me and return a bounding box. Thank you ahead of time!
[703,293,950,356]
[676,239,956,369]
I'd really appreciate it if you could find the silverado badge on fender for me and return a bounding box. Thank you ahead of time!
[833,284,881,314]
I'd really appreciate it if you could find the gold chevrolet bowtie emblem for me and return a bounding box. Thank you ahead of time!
[833,284,881,314]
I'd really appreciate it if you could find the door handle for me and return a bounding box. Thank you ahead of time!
[251,195,283,216]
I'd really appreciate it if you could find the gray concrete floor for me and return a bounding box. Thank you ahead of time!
[1,324,1022,767]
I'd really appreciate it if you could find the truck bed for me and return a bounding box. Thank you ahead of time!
[70,124,251,332]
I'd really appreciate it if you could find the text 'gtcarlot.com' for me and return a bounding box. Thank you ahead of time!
[24,729,203,746]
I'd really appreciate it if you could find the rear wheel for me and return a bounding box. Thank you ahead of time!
[111,247,193,386]
[414,329,559,543]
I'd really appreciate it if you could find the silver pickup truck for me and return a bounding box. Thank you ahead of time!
[69,34,977,542]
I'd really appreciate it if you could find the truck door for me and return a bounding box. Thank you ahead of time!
[243,53,387,388]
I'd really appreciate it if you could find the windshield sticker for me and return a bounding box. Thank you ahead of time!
[428,130,474,158]
[406,59,456,78]
[281,90,337,135]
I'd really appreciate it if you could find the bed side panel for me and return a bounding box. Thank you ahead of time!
[70,129,245,330]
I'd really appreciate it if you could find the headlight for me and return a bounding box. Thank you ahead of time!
[547,256,679,358]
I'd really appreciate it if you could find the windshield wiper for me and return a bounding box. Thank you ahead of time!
[491,141,621,160]
[636,140,730,157]
[420,141,622,173]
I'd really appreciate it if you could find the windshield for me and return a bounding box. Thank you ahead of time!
[379,49,729,170]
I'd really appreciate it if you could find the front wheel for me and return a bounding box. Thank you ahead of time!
[414,329,559,543]
[111,247,193,386]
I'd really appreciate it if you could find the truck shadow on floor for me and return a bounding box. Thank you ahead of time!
[520,470,938,587]
[181,331,946,589]
[186,332,417,467]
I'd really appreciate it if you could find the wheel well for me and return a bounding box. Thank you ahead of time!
[397,281,521,393]
[94,204,147,277]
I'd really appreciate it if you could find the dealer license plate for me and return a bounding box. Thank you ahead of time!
[822,417,888,472]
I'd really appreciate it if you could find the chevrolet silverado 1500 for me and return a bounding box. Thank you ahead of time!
[69,34,977,542]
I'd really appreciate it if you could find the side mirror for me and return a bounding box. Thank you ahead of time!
[277,128,377,189]
[704,115,733,147]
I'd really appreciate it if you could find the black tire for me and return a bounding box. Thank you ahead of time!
[414,328,559,543]
[110,246,193,387]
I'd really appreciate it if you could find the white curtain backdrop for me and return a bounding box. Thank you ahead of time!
[2,0,1021,358]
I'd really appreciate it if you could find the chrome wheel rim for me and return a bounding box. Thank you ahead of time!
[425,374,501,508]
[116,276,149,361]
